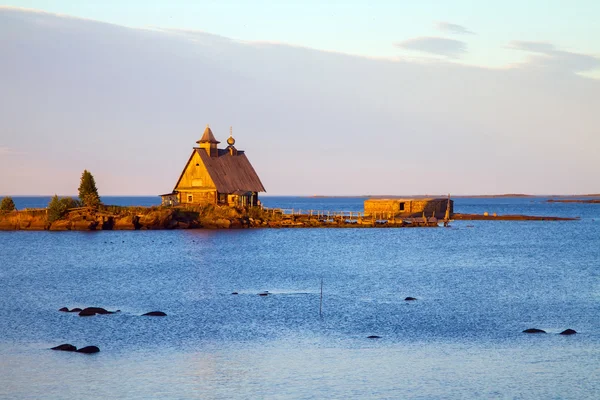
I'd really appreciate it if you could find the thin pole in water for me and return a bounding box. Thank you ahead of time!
[319,278,323,317]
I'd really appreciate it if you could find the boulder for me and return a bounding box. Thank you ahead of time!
[49,220,71,231]
[404,297,417,301]
[113,216,140,230]
[142,311,167,316]
[560,329,577,335]
[78,307,116,317]
[71,220,99,231]
[522,328,546,334]
[51,343,77,351]
[76,346,100,354]
[58,307,70,312]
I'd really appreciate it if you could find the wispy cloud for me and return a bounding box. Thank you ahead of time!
[509,41,600,73]
[436,22,475,35]
[395,37,467,58]
[0,146,25,156]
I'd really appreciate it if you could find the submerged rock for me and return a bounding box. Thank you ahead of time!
[69,308,82,312]
[51,344,77,351]
[258,291,269,296]
[560,329,577,335]
[522,328,546,334]
[404,297,417,301]
[76,346,100,354]
[367,335,382,339]
[142,311,167,317]
[231,292,239,295]
[58,307,70,312]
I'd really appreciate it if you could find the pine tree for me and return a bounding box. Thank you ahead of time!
[78,170,101,208]
[47,195,78,222]
[0,196,16,211]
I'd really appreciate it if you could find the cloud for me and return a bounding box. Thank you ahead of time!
[436,22,475,35]
[509,40,600,73]
[395,37,467,58]
[0,146,16,155]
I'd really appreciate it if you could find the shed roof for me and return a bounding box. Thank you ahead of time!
[196,149,266,193]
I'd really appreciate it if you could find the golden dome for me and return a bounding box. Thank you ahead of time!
[227,126,235,145]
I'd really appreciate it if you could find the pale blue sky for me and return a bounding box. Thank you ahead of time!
[6,0,600,74]
[0,4,599,195]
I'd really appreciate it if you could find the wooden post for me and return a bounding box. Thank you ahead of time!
[320,278,323,317]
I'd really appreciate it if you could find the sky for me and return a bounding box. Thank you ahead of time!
[0,2,599,195]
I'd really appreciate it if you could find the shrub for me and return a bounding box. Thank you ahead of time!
[0,196,16,212]
[47,195,78,223]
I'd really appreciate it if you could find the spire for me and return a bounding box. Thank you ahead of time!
[197,124,220,145]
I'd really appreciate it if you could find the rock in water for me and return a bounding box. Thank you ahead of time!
[51,344,77,351]
[405,297,417,301]
[231,292,239,295]
[69,308,82,312]
[523,328,546,334]
[560,329,577,335]
[367,335,382,339]
[76,346,100,354]
[58,307,70,312]
[142,311,167,316]
[78,307,113,316]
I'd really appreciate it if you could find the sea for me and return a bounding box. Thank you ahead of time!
[1,196,599,399]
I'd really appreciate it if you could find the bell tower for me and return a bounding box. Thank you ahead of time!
[196,124,220,157]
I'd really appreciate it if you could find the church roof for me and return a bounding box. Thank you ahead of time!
[196,149,266,193]
[196,126,220,144]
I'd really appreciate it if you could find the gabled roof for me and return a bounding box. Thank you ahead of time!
[197,149,266,193]
[196,125,220,144]
[172,148,266,194]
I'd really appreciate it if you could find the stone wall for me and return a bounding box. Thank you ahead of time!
[364,198,453,218]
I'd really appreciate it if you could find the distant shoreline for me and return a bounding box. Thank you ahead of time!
[307,194,600,199]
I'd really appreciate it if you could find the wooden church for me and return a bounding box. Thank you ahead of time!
[160,125,266,207]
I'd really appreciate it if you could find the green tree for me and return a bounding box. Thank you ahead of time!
[0,196,16,211]
[47,195,78,223]
[78,170,101,208]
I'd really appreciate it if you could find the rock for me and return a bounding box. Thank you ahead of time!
[404,297,417,301]
[58,307,70,312]
[71,220,99,231]
[214,218,231,229]
[367,335,382,339]
[69,308,82,312]
[522,328,546,334]
[560,329,577,335]
[51,343,77,351]
[78,307,114,317]
[49,220,71,231]
[142,311,167,316]
[258,291,269,296]
[76,346,100,354]
[231,292,239,295]
[113,216,139,230]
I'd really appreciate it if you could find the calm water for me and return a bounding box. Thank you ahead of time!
[1,197,599,399]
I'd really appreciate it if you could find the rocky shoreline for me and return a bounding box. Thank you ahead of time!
[0,206,578,231]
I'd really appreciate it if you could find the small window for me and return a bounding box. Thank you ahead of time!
[399,202,405,211]
[187,195,193,202]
